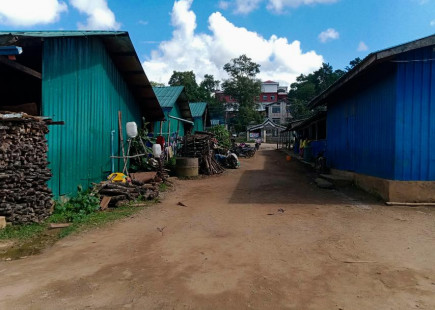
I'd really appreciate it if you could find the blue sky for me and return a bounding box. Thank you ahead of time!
[0,0,434,86]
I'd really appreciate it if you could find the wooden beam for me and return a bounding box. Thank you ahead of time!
[0,56,41,79]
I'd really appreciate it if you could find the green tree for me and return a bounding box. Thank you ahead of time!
[168,71,200,101]
[150,81,165,87]
[288,63,345,120]
[198,74,224,120]
[221,55,262,132]
[345,57,362,71]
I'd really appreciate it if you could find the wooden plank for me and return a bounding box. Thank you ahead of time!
[100,196,112,210]
[0,56,41,79]
[49,223,71,229]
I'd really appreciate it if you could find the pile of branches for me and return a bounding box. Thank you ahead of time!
[93,172,161,208]
[180,131,224,175]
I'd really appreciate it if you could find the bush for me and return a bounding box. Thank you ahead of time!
[52,186,100,223]
[208,125,231,149]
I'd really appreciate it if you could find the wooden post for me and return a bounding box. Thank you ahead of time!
[159,121,163,135]
[118,111,126,172]
[168,119,171,141]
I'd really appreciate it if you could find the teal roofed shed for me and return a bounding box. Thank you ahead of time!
[189,102,209,132]
[0,31,164,197]
[152,86,193,138]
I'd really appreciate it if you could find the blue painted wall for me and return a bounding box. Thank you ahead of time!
[327,45,435,181]
[327,70,397,179]
[394,47,435,181]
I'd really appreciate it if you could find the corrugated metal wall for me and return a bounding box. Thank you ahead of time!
[327,71,397,179]
[42,37,142,197]
[154,104,185,138]
[395,46,435,181]
[193,117,204,133]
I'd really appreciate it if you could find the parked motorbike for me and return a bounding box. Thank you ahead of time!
[232,142,256,158]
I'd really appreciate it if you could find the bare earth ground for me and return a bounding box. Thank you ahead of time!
[1,144,435,310]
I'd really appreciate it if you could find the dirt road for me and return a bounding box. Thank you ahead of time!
[1,146,435,309]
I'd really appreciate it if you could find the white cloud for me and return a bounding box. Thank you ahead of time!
[218,1,231,10]
[357,41,368,51]
[234,0,263,14]
[318,28,339,43]
[138,20,148,25]
[430,19,435,26]
[70,0,120,30]
[0,0,67,26]
[267,0,338,12]
[228,0,338,14]
[142,0,323,86]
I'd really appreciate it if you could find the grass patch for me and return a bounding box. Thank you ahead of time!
[0,223,47,240]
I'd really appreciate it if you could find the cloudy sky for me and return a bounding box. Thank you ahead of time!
[0,0,434,87]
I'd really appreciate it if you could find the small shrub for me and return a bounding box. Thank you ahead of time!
[208,125,231,149]
[52,186,100,223]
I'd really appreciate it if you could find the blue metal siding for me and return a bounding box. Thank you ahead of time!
[395,47,435,180]
[42,37,142,197]
[193,117,204,132]
[327,72,397,179]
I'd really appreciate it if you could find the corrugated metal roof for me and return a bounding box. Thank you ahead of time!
[152,86,193,121]
[309,34,435,108]
[0,31,126,38]
[0,31,164,121]
[152,86,184,108]
[189,102,207,118]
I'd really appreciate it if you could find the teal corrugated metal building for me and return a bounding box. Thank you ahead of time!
[0,31,164,197]
[152,86,193,138]
[189,102,208,132]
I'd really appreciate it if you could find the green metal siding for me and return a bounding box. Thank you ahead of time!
[193,117,204,132]
[42,37,142,197]
[154,105,185,138]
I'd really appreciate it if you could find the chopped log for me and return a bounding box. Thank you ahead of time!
[49,223,71,229]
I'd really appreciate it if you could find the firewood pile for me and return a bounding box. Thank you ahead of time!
[0,112,53,224]
[180,132,224,175]
[93,171,161,208]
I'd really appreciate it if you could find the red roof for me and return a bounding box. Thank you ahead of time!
[263,80,277,84]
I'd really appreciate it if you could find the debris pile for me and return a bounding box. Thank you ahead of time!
[180,132,224,175]
[0,112,53,224]
[94,172,161,208]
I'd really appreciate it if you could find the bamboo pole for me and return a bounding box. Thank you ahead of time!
[118,111,126,171]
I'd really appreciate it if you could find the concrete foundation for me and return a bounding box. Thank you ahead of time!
[330,169,435,203]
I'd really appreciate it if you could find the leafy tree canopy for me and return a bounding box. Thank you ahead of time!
[222,55,262,132]
[168,71,199,101]
[288,58,361,120]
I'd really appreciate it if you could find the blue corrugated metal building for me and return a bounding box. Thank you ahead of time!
[0,31,164,197]
[310,34,435,201]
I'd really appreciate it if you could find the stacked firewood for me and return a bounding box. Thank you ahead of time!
[93,172,161,208]
[180,132,224,175]
[0,112,53,224]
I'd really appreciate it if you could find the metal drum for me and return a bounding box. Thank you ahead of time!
[176,157,199,177]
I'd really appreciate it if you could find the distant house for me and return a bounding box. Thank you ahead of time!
[152,86,193,139]
[265,99,292,125]
[0,31,164,197]
[189,102,209,132]
[309,34,435,202]
[247,118,286,143]
[215,80,289,123]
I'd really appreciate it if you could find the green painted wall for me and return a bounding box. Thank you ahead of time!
[154,104,185,138]
[42,37,142,197]
[193,117,204,133]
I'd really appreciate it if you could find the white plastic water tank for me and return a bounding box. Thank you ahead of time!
[152,144,162,158]
[126,122,138,138]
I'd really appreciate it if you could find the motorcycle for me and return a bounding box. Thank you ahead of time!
[232,142,256,158]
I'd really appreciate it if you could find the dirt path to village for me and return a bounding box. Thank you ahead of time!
[1,145,435,310]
